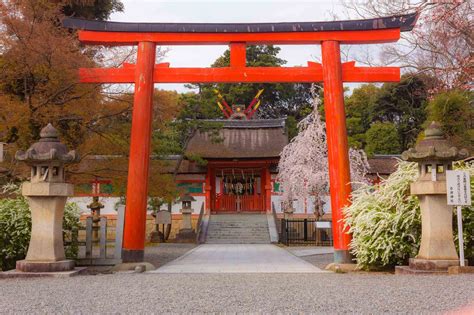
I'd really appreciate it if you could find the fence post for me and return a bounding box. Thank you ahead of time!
[303,219,308,242]
[281,218,287,245]
[85,217,93,258]
[316,223,320,246]
[100,217,107,259]
[115,205,125,260]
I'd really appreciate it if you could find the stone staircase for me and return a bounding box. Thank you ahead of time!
[205,214,271,244]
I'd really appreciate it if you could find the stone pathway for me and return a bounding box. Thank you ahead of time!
[287,246,334,257]
[151,244,326,273]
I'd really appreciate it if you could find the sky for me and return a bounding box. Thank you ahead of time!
[109,0,365,93]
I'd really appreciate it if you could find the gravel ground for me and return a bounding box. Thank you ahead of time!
[0,273,472,313]
[1,245,472,313]
[144,243,197,268]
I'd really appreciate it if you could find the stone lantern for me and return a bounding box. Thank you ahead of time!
[15,123,78,273]
[175,193,196,241]
[397,122,469,273]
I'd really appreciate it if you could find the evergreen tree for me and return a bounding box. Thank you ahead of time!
[425,90,473,151]
[373,75,428,150]
[345,84,379,148]
[365,122,401,156]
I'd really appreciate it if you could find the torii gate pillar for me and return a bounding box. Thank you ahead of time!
[322,41,352,263]
[122,42,156,262]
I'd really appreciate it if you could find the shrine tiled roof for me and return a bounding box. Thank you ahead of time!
[186,119,288,159]
[367,155,400,175]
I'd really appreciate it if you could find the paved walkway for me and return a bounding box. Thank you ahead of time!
[151,244,325,273]
[287,246,334,257]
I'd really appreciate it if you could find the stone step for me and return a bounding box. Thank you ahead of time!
[205,214,271,244]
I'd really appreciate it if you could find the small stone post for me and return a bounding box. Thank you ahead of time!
[15,124,79,272]
[396,122,468,274]
[175,193,196,242]
[87,196,104,241]
[283,201,295,220]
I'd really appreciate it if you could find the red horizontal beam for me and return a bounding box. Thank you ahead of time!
[78,29,400,46]
[79,62,399,84]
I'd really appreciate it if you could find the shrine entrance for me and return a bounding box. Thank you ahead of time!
[65,13,418,264]
[213,167,264,213]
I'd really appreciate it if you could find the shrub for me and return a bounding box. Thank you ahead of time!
[0,184,82,271]
[0,186,31,271]
[344,161,421,269]
[344,160,474,270]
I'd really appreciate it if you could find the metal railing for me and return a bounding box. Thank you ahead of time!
[196,203,208,244]
[280,218,333,246]
[271,202,279,243]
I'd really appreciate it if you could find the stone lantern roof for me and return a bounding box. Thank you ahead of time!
[401,121,469,162]
[178,193,196,203]
[15,123,78,164]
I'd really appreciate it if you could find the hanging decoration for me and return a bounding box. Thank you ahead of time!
[219,168,259,196]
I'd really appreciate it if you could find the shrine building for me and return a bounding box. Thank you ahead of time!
[69,106,332,220]
[69,110,397,220]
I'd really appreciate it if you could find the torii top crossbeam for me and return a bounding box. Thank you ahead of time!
[64,13,418,264]
[64,13,417,84]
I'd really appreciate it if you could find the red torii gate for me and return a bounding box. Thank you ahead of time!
[64,13,418,263]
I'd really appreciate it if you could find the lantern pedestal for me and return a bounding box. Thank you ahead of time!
[16,182,75,272]
[176,208,196,242]
[395,185,465,275]
[414,189,458,261]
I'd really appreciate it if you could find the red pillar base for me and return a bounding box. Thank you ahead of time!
[122,249,145,263]
[333,249,353,264]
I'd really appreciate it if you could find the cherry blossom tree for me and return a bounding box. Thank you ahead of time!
[341,0,472,92]
[277,86,370,209]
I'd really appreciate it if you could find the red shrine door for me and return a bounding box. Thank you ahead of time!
[214,168,265,213]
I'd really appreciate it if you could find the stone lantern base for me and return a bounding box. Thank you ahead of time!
[16,259,75,273]
[395,258,467,275]
[175,207,196,242]
[175,229,197,243]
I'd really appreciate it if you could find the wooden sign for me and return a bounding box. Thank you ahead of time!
[446,170,471,206]
[155,210,172,225]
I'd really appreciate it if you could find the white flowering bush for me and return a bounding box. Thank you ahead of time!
[343,161,421,269]
[345,160,474,269]
[0,184,82,271]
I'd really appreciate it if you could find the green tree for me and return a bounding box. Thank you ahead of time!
[425,90,473,151]
[61,0,124,20]
[373,75,428,150]
[365,122,401,156]
[345,84,380,148]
